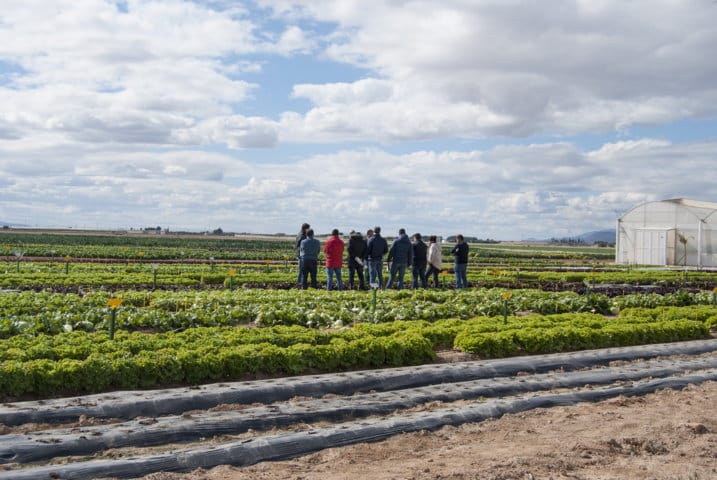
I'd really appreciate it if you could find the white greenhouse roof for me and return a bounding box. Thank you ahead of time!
[621,198,717,221]
[663,198,717,210]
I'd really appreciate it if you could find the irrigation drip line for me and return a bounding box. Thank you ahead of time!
[1,338,716,427]
[2,355,716,465]
[2,371,715,480]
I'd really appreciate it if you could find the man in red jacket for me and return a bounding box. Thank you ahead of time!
[322,228,345,291]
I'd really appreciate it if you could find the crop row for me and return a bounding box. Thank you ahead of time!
[0,233,292,260]
[1,261,716,290]
[3,288,717,339]
[0,231,613,263]
[0,307,711,399]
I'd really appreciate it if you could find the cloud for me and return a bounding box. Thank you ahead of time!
[270,26,316,55]
[263,0,717,140]
[0,0,260,146]
[174,115,279,149]
[2,136,717,237]
[1,0,716,239]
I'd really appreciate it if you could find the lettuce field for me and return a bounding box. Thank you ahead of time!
[0,230,715,400]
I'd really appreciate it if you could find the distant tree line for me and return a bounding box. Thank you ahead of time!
[549,237,614,247]
[549,237,587,245]
[445,236,499,244]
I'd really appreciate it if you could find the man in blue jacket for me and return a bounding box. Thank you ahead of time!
[299,229,321,289]
[386,228,413,290]
[366,226,388,288]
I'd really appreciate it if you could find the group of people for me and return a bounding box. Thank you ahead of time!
[295,223,470,291]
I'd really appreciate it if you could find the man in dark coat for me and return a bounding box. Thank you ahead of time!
[411,233,428,288]
[295,222,310,284]
[366,226,388,288]
[347,230,367,289]
[386,228,413,290]
[450,234,469,288]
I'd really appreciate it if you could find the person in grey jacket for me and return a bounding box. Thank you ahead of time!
[386,228,413,290]
[295,222,310,284]
[299,229,320,289]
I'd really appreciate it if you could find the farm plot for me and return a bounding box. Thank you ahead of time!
[0,232,716,478]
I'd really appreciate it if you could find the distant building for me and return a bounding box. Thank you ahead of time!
[616,198,717,267]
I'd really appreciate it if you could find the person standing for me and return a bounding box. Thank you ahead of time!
[366,226,387,288]
[322,229,345,291]
[386,228,413,290]
[425,235,443,287]
[295,223,310,284]
[299,229,320,289]
[364,229,374,287]
[347,230,367,290]
[451,234,469,288]
[411,233,428,288]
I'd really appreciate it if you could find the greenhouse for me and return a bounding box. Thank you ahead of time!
[616,198,717,268]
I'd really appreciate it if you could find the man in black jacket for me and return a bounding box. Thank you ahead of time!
[386,228,413,290]
[411,233,428,288]
[347,230,367,289]
[450,234,469,288]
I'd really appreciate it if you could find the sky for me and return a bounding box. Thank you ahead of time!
[1,0,716,240]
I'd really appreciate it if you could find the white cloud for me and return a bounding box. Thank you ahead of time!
[271,26,316,55]
[174,115,279,149]
[263,0,717,140]
[2,137,717,237]
[291,79,393,105]
[0,0,261,146]
[1,0,716,238]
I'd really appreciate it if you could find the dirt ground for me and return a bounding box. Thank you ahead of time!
[138,381,717,480]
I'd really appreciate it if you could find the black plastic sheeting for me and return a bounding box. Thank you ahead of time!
[2,355,717,465]
[2,339,716,427]
[2,371,715,480]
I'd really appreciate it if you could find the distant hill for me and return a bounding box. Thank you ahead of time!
[576,229,616,244]
[523,229,616,245]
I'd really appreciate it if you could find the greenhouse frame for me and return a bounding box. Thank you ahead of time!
[616,198,717,268]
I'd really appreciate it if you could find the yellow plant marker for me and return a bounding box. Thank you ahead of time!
[108,298,122,310]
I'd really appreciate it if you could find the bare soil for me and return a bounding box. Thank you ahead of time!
[137,381,717,480]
